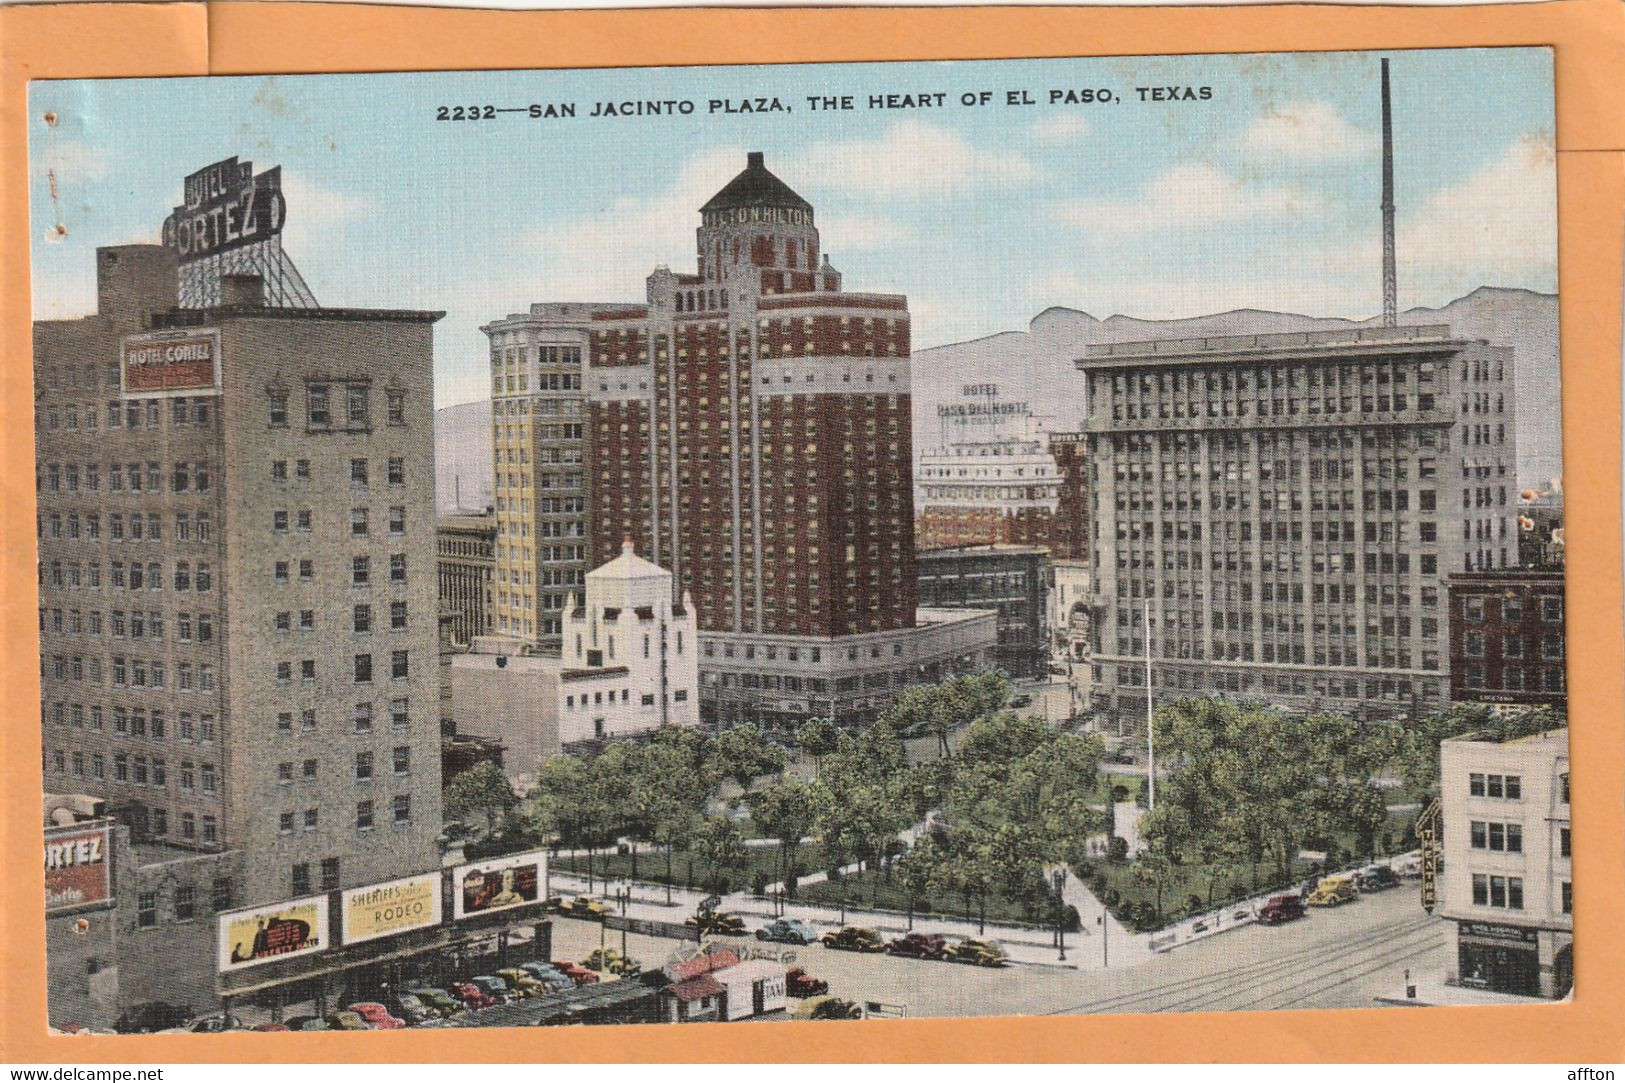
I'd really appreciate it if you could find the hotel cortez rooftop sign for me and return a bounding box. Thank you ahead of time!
[161,156,286,263]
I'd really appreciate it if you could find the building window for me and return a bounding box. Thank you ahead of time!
[356,800,374,830]
[1542,597,1563,623]
[355,751,373,781]
[388,457,405,487]
[390,554,407,584]
[291,863,310,895]
[352,556,370,586]
[212,877,233,911]
[392,795,411,824]
[202,816,217,844]
[1562,882,1572,914]
[390,601,407,631]
[390,698,409,727]
[389,506,406,535]
[354,654,373,684]
[304,808,318,831]
[354,604,372,634]
[354,702,374,732]
[307,384,330,428]
[392,746,410,775]
[387,389,406,425]
[280,812,295,834]
[321,858,341,891]
[268,392,288,427]
[347,385,369,427]
[391,650,409,680]
[351,508,369,537]
[137,891,157,928]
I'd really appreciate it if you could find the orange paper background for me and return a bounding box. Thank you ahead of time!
[1,1,1621,1063]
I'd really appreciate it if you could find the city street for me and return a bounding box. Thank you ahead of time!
[545,883,1451,1019]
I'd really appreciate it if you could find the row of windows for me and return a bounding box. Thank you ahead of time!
[45,703,217,742]
[270,457,407,486]
[38,396,212,433]
[277,746,412,785]
[269,383,407,430]
[1461,596,1564,623]
[133,877,233,929]
[39,510,212,544]
[40,461,210,495]
[46,747,218,794]
[275,699,411,733]
[272,554,409,587]
[43,609,213,642]
[1461,633,1565,660]
[41,559,213,594]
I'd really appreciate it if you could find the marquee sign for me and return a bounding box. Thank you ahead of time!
[120,329,221,398]
[162,157,286,263]
[45,822,113,913]
[342,873,442,946]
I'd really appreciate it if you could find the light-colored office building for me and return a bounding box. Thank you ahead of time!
[1075,325,1518,726]
[1438,727,1571,998]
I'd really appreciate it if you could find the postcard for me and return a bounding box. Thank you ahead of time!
[27,47,1568,1036]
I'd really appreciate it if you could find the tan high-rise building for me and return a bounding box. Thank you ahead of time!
[35,244,446,908]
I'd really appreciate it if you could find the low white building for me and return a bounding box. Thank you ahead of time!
[450,540,699,788]
[1047,558,1092,714]
[712,958,789,1020]
[1439,727,1571,998]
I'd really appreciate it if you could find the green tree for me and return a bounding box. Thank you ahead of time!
[691,816,747,894]
[443,760,518,837]
[797,718,840,778]
[749,779,816,889]
[708,723,787,793]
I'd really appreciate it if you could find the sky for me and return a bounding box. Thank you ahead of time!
[28,49,1556,408]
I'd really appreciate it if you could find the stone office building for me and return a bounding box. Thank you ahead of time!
[35,240,446,910]
[916,545,1049,679]
[1075,325,1519,727]
[437,511,497,647]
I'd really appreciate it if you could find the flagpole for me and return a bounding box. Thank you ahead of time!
[1144,599,1155,810]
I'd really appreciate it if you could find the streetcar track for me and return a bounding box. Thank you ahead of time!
[1045,912,1439,1016]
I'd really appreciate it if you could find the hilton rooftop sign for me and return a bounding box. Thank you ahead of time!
[161,156,286,263]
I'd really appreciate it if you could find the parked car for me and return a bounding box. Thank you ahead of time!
[945,939,1008,967]
[347,1002,405,1030]
[325,1011,372,1031]
[1009,693,1033,708]
[557,895,613,919]
[249,1023,289,1033]
[785,967,829,998]
[1355,864,1400,892]
[582,948,641,976]
[446,981,495,1012]
[821,926,886,953]
[187,1014,244,1034]
[495,968,548,997]
[793,996,863,1020]
[470,976,515,1003]
[1306,875,1359,907]
[551,960,601,985]
[686,910,746,936]
[382,993,437,1026]
[518,962,574,991]
[282,1014,330,1032]
[1258,893,1307,924]
[1390,851,1423,879]
[407,987,467,1017]
[885,932,947,959]
[114,1002,194,1034]
[756,918,818,945]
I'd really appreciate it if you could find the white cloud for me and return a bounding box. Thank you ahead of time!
[1243,100,1380,161]
[1029,113,1090,145]
[1397,134,1556,289]
[789,120,1039,199]
[815,214,911,253]
[1055,161,1324,235]
[519,145,744,301]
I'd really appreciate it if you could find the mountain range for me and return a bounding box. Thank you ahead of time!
[436,286,1561,513]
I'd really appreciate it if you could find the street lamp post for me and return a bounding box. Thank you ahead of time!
[1052,869,1067,962]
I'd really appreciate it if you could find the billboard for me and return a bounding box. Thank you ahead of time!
[341,873,442,946]
[453,850,546,921]
[44,823,112,913]
[121,329,221,397]
[161,156,286,262]
[218,895,328,972]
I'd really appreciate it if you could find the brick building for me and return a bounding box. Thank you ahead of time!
[1076,325,1519,728]
[914,437,1062,551]
[1447,569,1566,709]
[1047,431,1091,561]
[509,152,992,727]
[34,243,446,911]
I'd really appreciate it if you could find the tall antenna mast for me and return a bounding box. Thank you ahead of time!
[1381,57,1398,328]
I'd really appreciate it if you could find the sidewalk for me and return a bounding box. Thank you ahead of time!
[1374,978,1567,1008]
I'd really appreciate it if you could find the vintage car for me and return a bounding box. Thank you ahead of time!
[582,948,642,976]
[821,926,886,953]
[324,1011,372,1031]
[1306,875,1359,907]
[114,1002,194,1034]
[346,1002,405,1030]
[517,962,575,991]
[756,917,819,945]
[407,987,468,1017]
[551,960,601,985]
[1355,864,1401,892]
[885,932,948,960]
[1258,893,1308,924]
[945,939,1008,967]
[792,996,863,1020]
[445,982,495,1012]
[495,968,549,997]
[281,1015,331,1032]
[785,967,829,998]
[470,976,516,1004]
[685,910,747,936]
[556,895,613,919]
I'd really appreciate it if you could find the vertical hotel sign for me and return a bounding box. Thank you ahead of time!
[121,329,222,398]
[45,821,113,913]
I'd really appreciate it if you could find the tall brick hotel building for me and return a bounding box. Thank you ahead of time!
[488,154,995,727]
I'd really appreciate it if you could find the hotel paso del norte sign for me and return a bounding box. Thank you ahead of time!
[161,157,286,263]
